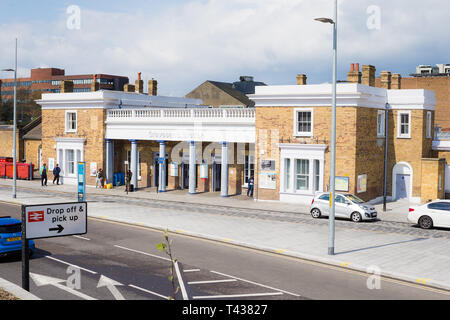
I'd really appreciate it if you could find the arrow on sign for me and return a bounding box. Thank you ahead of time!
[97,275,125,300]
[30,273,97,300]
[49,225,64,233]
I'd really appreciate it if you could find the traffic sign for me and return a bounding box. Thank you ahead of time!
[23,202,87,240]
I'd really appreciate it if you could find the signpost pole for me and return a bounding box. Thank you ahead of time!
[21,205,30,291]
[78,162,86,202]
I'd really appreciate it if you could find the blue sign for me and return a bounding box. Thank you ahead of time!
[78,162,86,202]
[158,157,165,164]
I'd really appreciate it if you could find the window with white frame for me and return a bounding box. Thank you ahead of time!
[377,110,385,137]
[295,159,310,191]
[294,109,313,137]
[397,111,411,138]
[285,159,291,190]
[426,111,432,139]
[244,155,255,185]
[66,149,75,175]
[65,111,77,133]
[314,160,320,192]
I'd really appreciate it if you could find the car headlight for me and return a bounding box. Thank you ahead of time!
[360,205,369,211]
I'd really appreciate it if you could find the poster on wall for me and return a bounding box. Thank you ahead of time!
[48,158,55,171]
[200,164,208,179]
[170,163,179,177]
[260,160,276,171]
[259,172,277,190]
[335,176,349,192]
[90,162,97,177]
[357,174,367,193]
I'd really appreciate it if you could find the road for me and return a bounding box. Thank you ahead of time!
[0,202,449,300]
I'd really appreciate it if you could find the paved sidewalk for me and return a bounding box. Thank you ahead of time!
[0,179,411,223]
[0,179,449,294]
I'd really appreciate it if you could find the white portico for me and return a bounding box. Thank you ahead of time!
[37,90,256,196]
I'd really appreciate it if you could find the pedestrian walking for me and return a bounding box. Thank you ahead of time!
[247,176,255,198]
[125,170,132,194]
[53,164,61,185]
[96,168,104,188]
[40,163,48,187]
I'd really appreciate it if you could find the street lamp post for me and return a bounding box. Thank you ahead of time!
[315,0,338,256]
[2,38,18,199]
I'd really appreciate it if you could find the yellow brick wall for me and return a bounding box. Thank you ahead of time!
[0,130,21,160]
[24,139,41,178]
[420,158,446,202]
[41,108,106,186]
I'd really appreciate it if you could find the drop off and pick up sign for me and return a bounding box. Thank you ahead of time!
[24,202,87,240]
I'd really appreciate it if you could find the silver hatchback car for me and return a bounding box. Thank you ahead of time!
[310,192,377,222]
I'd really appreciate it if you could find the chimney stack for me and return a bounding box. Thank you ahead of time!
[380,71,392,89]
[148,79,158,96]
[391,73,402,90]
[347,63,362,84]
[91,74,100,92]
[362,65,376,87]
[124,84,136,93]
[135,72,144,94]
[296,74,307,85]
[60,80,74,93]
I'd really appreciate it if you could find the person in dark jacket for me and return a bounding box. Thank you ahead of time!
[40,164,48,187]
[53,164,61,185]
[247,176,255,198]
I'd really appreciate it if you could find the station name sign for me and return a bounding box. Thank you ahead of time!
[23,202,87,240]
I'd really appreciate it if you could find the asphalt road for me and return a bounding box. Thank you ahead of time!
[0,202,449,300]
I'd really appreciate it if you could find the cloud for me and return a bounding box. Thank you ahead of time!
[0,0,449,96]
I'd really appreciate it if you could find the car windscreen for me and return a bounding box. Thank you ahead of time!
[344,194,365,204]
[0,223,21,234]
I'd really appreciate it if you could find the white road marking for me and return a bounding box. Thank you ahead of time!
[114,245,171,262]
[184,269,201,273]
[188,279,237,285]
[210,270,301,297]
[45,256,97,274]
[174,261,189,300]
[193,292,283,299]
[73,235,90,241]
[30,273,97,300]
[97,275,125,300]
[129,284,169,300]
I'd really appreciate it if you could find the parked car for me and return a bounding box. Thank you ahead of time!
[310,192,377,222]
[0,217,35,258]
[408,200,450,229]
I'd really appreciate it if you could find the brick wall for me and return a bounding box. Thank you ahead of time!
[24,139,41,178]
[0,129,21,159]
[41,108,106,185]
[420,158,446,202]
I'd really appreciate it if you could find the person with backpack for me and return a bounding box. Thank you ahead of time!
[247,176,255,198]
[40,163,48,187]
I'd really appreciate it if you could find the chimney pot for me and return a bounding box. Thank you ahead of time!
[350,63,355,72]
[355,63,360,72]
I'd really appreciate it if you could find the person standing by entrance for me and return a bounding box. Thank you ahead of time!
[247,176,254,198]
[96,168,104,188]
[40,163,48,187]
[53,164,61,185]
[125,169,133,194]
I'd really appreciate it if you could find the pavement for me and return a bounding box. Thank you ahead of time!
[1,178,450,298]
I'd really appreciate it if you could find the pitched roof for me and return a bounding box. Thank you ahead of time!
[23,123,41,140]
[206,80,266,107]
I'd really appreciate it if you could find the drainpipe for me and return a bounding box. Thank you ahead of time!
[383,104,389,212]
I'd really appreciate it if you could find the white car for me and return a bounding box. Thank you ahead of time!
[408,200,450,229]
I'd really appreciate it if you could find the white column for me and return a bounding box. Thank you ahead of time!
[158,141,166,192]
[130,140,138,191]
[189,141,196,194]
[221,142,229,197]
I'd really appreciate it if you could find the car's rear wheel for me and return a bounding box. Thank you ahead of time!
[311,208,321,219]
[418,216,433,229]
[351,212,362,223]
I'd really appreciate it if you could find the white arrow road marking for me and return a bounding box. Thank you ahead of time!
[97,275,125,300]
[30,273,97,300]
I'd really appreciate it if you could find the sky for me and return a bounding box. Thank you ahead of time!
[0,0,448,96]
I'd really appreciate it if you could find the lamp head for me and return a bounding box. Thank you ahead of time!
[315,17,335,24]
